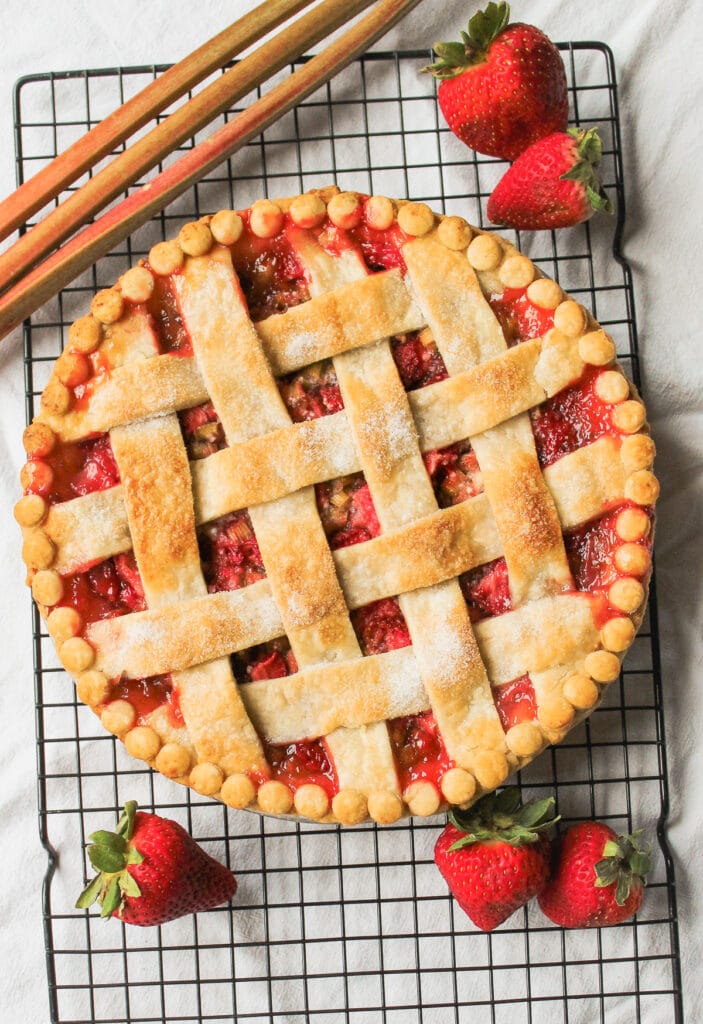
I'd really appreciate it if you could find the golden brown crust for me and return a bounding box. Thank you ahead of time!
[18,192,658,825]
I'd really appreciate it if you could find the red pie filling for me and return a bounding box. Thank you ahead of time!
[230,220,309,321]
[148,274,191,355]
[105,674,184,729]
[316,474,380,549]
[424,441,482,507]
[198,510,266,594]
[391,331,448,390]
[492,674,537,731]
[279,360,344,422]
[460,558,512,622]
[531,366,615,468]
[490,286,555,346]
[23,433,120,504]
[58,552,146,622]
[388,711,453,792]
[179,401,226,461]
[565,503,653,618]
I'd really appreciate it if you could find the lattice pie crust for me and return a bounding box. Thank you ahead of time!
[16,187,658,825]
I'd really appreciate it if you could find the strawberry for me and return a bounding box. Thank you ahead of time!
[434,787,558,931]
[76,801,236,926]
[538,821,651,928]
[423,2,568,161]
[487,127,613,229]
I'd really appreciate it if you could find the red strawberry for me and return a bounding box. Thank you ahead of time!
[423,2,568,161]
[538,821,651,928]
[434,787,558,931]
[487,127,613,229]
[76,801,236,926]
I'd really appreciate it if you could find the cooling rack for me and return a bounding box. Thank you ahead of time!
[16,44,683,1024]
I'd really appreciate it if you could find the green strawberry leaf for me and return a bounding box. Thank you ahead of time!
[88,830,127,854]
[75,874,104,910]
[100,877,123,918]
[126,846,144,866]
[120,871,142,899]
[88,843,127,875]
[585,186,614,214]
[615,872,633,907]
[594,857,621,887]
[422,1,511,77]
[467,2,511,53]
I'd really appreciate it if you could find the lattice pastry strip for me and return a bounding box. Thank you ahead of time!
[174,243,399,821]
[16,188,659,825]
[290,229,512,811]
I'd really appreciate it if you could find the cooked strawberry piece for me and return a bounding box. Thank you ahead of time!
[424,441,482,506]
[352,597,411,655]
[391,331,448,389]
[60,552,147,623]
[265,737,337,798]
[490,286,555,345]
[279,360,344,422]
[316,475,381,549]
[388,711,454,791]
[199,511,265,593]
[460,558,512,621]
[231,226,309,321]
[179,401,226,460]
[348,220,408,272]
[232,637,298,685]
[531,367,613,467]
[148,274,192,355]
[107,674,183,728]
[492,674,537,731]
[26,434,120,504]
[248,651,290,681]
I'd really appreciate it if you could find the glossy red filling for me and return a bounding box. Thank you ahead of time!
[388,711,453,791]
[106,674,183,729]
[59,552,146,623]
[492,674,537,731]
[531,367,615,468]
[179,401,226,461]
[230,220,309,321]
[316,474,380,549]
[232,636,298,684]
[265,737,337,799]
[460,558,512,622]
[391,331,448,390]
[316,218,408,273]
[199,510,266,593]
[147,273,192,355]
[24,434,120,504]
[279,360,344,422]
[565,504,653,618]
[424,441,482,508]
[352,597,411,655]
[490,286,555,346]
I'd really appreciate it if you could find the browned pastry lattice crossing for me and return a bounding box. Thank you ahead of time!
[17,190,658,825]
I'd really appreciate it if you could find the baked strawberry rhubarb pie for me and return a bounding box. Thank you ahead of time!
[16,187,658,825]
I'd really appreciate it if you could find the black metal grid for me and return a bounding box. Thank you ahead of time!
[15,45,683,1024]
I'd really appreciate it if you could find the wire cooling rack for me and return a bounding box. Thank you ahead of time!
[16,44,683,1024]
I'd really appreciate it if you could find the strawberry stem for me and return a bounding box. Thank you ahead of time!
[560,127,613,215]
[593,830,652,905]
[448,787,559,849]
[76,801,144,918]
[422,1,511,79]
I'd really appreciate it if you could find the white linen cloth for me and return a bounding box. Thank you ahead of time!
[0,1,701,1020]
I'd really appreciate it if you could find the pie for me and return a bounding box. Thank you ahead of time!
[15,186,658,826]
